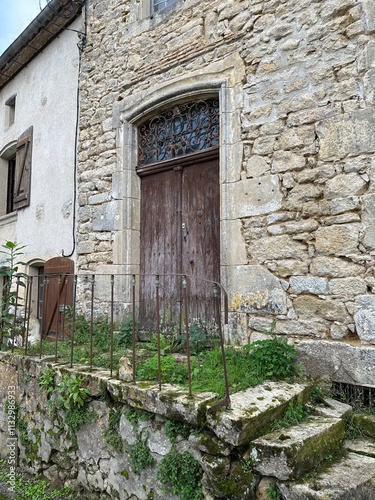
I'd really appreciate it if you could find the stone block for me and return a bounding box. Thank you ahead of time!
[310,256,363,278]
[297,340,375,386]
[293,295,347,322]
[92,201,119,231]
[315,224,360,256]
[271,151,305,173]
[251,417,345,480]
[329,278,367,297]
[289,276,328,295]
[279,452,375,499]
[352,415,375,438]
[246,155,270,178]
[317,108,375,160]
[206,382,312,447]
[222,175,282,219]
[363,0,375,31]
[354,295,375,344]
[361,193,375,250]
[226,265,287,315]
[221,218,247,265]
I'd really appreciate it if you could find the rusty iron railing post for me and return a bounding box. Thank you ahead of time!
[61,275,69,340]
[40,275,48,358]
[24,276,33,355]
[182,275,192,397]
[55,275,62,362]
[132,274,136,384]
[110,275,114,377]
[156,275,162,391]
[90,274,95,371]
[214,283,231,409]
[70,275,77,368]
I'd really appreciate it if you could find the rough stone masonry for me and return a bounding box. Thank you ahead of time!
[77,0,375,385]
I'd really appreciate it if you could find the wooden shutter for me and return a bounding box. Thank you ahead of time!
[14,126,33,209]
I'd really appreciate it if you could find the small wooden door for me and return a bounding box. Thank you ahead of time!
[42,257,74,338]
[139,156,220,328]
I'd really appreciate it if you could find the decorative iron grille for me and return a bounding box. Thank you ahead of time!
[137,98,220,166]
[331,381,375,412]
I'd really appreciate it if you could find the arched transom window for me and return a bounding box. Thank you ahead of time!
[137,97,219,167]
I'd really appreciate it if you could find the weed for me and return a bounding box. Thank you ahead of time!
[244,337,299,380]
[345,412,364,439]
[137,354,188,385]
[117,315,137,348]
[57,374,90,410]
[164,420,192,443]
[271,402,310,431]
[266,483,282,500]
[157,447,203,500]
[0,458,73,500]
[125,407,152,428]
[38,368,55,396]
[128,434,154,474]
[103,408,123,452]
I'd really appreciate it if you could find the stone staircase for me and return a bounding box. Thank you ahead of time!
[207,385,375,499]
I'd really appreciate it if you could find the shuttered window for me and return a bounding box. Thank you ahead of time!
[14,126,33,210]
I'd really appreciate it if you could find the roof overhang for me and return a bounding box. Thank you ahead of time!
[0,0,84,91]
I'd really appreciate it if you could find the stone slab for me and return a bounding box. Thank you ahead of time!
[251,417,345,480]
[279,451,375,499]
[296,341,375,387]
[206,381,312,447]
[107,379,217,427]
[344,438,375,458]
[309,398,352,420]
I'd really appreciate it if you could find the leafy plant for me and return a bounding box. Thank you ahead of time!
[0,241,27,346]
[157,448,203,500]
[164,420,192,443]
[57,374,90,409]
[266,483,282,500]
[38,368,55,396]
[137,354,188,384]
[128,434,155,474]
[244,337,299,380]
[117,315,137,348]
[56,374,92,444]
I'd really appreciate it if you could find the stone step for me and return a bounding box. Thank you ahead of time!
[250,416,345,480]
[206,381,312,446]
[278,450,375,499]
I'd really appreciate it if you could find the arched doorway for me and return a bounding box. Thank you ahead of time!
[137,97,220,329]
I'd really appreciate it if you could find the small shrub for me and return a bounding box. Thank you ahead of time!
[244,337,299,380]
[57,374,90,409]
[157,448,203,500]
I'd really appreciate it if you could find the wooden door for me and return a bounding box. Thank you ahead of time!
[139,157,220,329]
[42,257,74,338]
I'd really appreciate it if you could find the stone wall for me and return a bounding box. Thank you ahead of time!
[77,0,375,384]
[0,353,311,499]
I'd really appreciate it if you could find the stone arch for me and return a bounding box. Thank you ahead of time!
[112,54,245,304]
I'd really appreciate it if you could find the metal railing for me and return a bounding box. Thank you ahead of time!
[1,272,231,409]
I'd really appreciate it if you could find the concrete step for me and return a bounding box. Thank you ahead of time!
[278,449,375,499]
[206,381,312,446]
[250,416,345,480]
